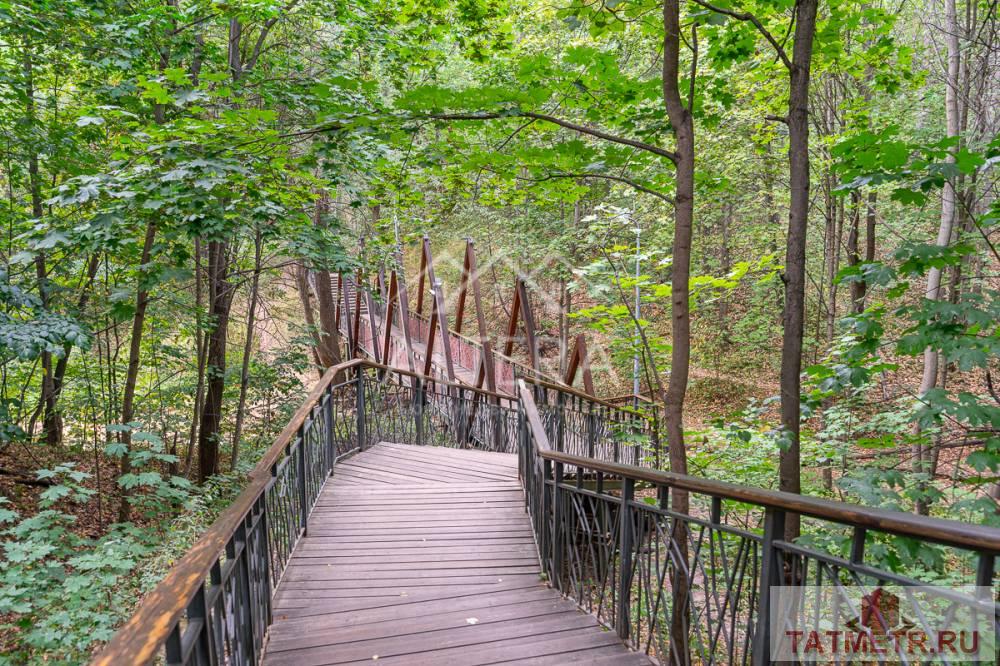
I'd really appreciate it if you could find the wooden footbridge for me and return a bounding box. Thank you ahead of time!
[93,238,998,666]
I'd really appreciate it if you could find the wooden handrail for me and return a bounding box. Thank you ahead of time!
[97,363,998,666]
[516,381,1000,553]
[523,375,654,415]
[94,356,526,665]
[91,359,362,666]
[540,449,1000,552]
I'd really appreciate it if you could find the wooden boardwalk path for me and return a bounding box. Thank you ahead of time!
[263,442,650,665]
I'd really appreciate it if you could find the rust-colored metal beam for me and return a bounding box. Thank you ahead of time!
[564,333,595,395]
[422,286,439,377]
[394,267,417,373]
[455,240,472,334]
[460,241,496,394]
[381,271,398,366]
[352,272,363,358]
[415,236,429,315]
[516,278,541,372]
[432,281,456,381]
[502,282,521,358]
[366,276,382,364]
[334,273,342,332]
[341,274,356,358]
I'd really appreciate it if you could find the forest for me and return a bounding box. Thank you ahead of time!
[0,0,997,662]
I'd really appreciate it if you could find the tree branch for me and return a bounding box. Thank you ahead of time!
[517,171,675,205]
[689,0,793,69]
[688,22,699,111]
[426,111,679,163]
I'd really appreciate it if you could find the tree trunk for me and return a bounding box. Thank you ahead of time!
[557,278,569,376]
[824,173,841,343]
[847,192,864,313]
[718,201,733,341]
[20,39,61,447]
[117,221,157,522]
[185,238,207,476]
[778,0,819,542]
[662,1,693,658]
[231,229,262,469]
[913,0,961,515]
[198,240,234,483]
[295,263,325,374]
[311,195,344,369]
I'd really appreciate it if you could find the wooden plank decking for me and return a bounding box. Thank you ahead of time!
[263,442,650,665]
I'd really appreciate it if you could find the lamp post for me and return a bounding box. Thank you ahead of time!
[632,218,641,408]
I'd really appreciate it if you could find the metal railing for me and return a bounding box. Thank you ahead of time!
[93,360,998,666]
[516,380,1000,665]
[524,374,658,468]
[91,360,516,666]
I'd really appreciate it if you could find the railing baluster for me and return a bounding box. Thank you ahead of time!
[616,476,635,641]
[235,520,257,665]
[552,461,564,592]
[850,526,866,564]
[296,425,307,535]
[188,585,213,665]
[325,386,335,470]
[164,624,183,666]
[752,507,785,666]
[356,367,367,452]
[414,376,424,447]
[542,458,552,578]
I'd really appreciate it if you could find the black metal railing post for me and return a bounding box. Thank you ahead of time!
[187,585,212,664]
[356,368,367,452]
[325,386,335,470]
[414,376,424,447]
[751,507,785,666]
[616,476,635,641]
[587,405,596,458]
[556,392,565,453]
[296,425,308,535]
[552,461,564,592]
[542,458,552,577]
[457,387,467,445]
[257,496,274,630]
[235,519,257,663]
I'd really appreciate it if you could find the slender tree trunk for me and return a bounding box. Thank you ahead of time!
[557,278,569,376]
[21,40,60,447]
[50,255,101,435]
[778,0,819,541]
[295,263,325,374]
[311,195,344,369]
[847,192,864,313]
[718,202,733,343]
[231,229,263,469]
[913,0,961,515]
[662,1,693,658]
[185,238,207,476]
[198,240,234,482]
[824,174,841,343]
[117,221,157,522]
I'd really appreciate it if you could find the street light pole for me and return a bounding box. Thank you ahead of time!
[633,219,641,407]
